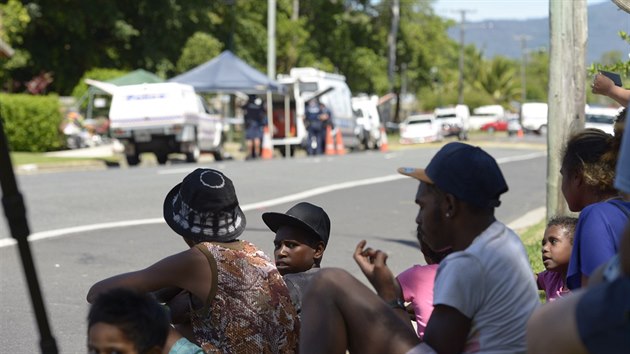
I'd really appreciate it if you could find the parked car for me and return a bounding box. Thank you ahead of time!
[469,105,505,130]
[520,102,548,134]
[434,105,470,140]
[480,120,508,133]
[399,114,442,144]
[584,105,619,135]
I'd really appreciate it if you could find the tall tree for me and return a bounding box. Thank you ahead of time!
[0,0,31,92]
[175,32,223,73]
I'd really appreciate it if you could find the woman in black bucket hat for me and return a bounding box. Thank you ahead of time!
[88,168,299,353]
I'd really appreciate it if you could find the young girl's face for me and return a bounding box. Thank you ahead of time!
[541,225,573,272]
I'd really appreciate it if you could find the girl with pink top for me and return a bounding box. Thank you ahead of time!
[395,226,452,338]
[536,216,578,302]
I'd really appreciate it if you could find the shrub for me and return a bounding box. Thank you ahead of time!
[0,93,64,152]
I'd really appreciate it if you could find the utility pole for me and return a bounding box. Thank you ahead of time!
[387,0,399,93]
[547,0,587,219]
[387,0,400,122]
[267,0,276,142]
[453,9,475,105]
[515,35,532,106]
[289,0,299,69]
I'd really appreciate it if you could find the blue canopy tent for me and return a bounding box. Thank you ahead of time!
[169,50,285,94]
[169,51,293,155]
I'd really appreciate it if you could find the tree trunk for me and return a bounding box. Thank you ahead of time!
[547,0,587,220]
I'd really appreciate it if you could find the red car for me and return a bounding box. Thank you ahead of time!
[480,120,508,133]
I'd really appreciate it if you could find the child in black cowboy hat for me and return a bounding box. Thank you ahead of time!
[263,202,331,317]
[88,168,299,353]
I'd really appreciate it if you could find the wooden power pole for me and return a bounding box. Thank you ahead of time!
[453,9,475,105]
[387,0,400,122]
[547,0,587,220]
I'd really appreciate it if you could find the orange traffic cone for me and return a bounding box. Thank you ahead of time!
[379,126,389,152]
[325,125,336,156]
[334,128,346,155]
[261,126,274,159]
[517,128,524,138]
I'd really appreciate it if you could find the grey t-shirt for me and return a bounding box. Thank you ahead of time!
[433,221,540,354]
[283,268,321,317]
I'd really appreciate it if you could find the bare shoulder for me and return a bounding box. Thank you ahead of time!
[158,245,209,271]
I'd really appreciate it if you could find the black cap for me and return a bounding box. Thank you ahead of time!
[262,202,331,246]
[398,142,508,208]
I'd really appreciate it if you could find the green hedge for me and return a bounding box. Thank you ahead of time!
[0,93,64,152]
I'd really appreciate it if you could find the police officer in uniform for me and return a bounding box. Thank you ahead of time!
[305,99,324,155]
[243,95,266,159]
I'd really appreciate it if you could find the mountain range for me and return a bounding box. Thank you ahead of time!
[446,1,629,64]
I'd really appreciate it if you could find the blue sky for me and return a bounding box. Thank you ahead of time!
[434,0,609,22]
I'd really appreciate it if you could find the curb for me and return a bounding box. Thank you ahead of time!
[16,160,108,175]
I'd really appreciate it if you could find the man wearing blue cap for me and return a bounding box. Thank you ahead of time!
[299,142,539,354]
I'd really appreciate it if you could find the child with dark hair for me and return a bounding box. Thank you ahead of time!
[536,216,578,302]
[88,288,169,354]
[263,202,330,317]
[561,128,630,289]
[395,225,453,339]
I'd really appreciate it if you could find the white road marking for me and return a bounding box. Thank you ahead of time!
[496,152,547,164]
[0,152,547,248]
[157,168,202,175]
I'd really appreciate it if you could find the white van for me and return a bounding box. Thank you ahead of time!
[272,67,358,155]
[352,95,383,150]
[434,104,470,140]
[469,105,505,130]
[520,102,548,134]
[109,82,224,165]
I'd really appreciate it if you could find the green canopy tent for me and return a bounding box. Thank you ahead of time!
[105,69,164,87]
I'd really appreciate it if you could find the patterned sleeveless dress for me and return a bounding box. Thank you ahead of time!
[190,240,299,353]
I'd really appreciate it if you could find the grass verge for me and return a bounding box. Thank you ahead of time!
[517,218,547,302]
[10,152,119,166]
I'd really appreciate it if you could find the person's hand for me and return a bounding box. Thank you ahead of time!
[591,72,615,95]
[353,240,397,299]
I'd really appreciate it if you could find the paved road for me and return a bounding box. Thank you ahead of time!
[0,143,546,353]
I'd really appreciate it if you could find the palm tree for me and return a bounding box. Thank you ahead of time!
[473,57,521,107]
